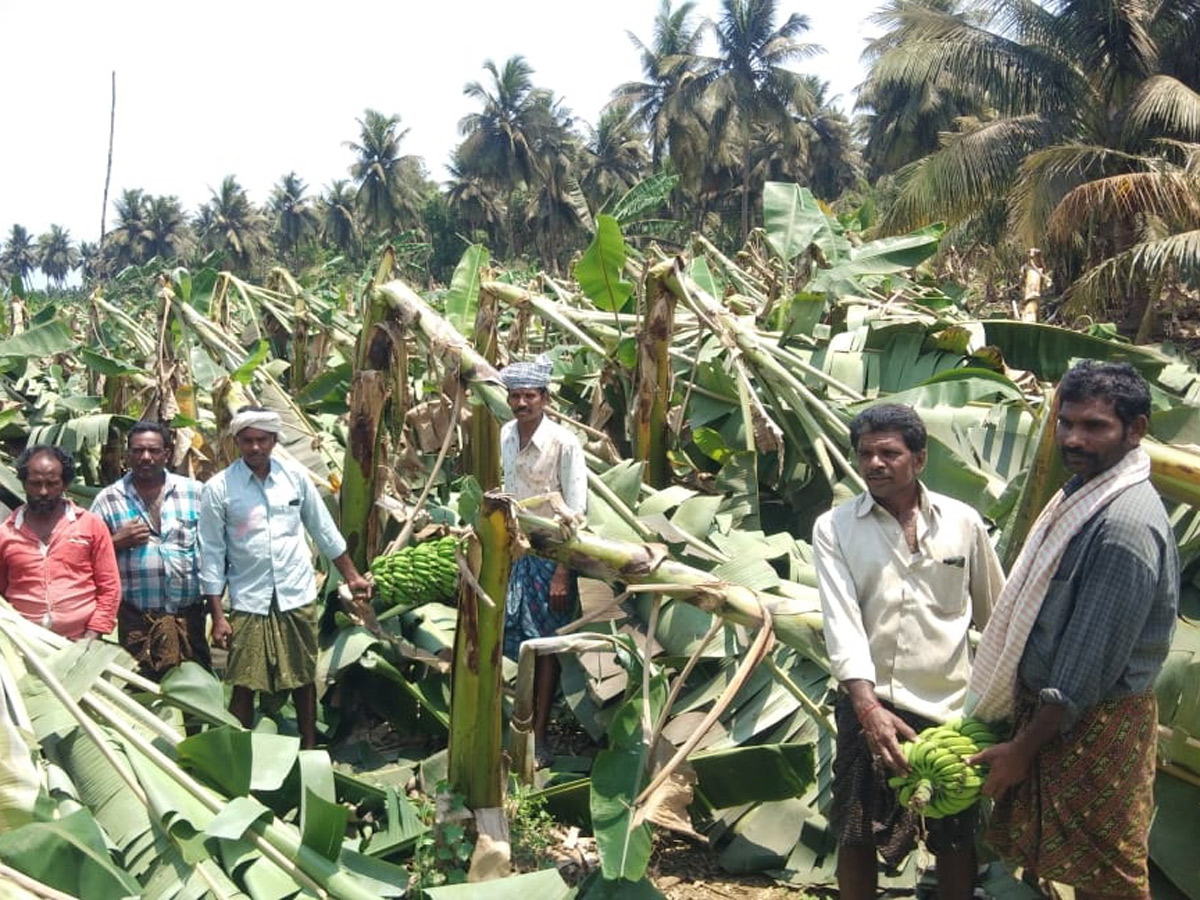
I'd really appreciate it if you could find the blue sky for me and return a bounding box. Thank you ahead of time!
[0,0,878,250]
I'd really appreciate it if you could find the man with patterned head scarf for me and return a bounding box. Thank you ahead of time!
[199,406,371,748]
[499,356,587,768]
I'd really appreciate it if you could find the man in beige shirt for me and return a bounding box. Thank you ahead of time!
[815,404,1004,899]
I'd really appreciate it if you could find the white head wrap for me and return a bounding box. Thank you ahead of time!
[229,409,283,436]
[500,355,552,391]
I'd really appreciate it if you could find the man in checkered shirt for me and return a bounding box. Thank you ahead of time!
[92,421,209,679]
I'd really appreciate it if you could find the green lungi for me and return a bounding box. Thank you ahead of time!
[226,601,318,693]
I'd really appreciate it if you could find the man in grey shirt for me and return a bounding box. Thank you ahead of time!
[971,361,1178,898]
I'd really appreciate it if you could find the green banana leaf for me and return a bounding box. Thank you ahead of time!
[0,808,142,898]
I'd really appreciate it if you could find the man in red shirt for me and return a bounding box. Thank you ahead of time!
[0,445,120,640]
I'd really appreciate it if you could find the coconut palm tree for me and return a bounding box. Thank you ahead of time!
[78,241,103,283]
[445,153,506,248]
[792,76,863,200]
[865,0,1200,330]
[143,195,193,262]
[458,57,546,194]
[195,176,272,276]
[458,56,582,259]
[104,188,151,271]
[270,172,320,264]
[582,106,652,212]
[37,225,81,289]
[855,0,980,179]
[610,0,705,169]
[318,180,362,260]
[345,110,429,240]
[694,0,821,239]
[0,225,39,290]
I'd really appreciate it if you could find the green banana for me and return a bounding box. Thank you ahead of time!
[888,715,1001,819]
[369,535,461,611]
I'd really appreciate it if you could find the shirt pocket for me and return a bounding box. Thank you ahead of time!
[921,556,969,617]
[60,534,95,568]
[270,500,303,538]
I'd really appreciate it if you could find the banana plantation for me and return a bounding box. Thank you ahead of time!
[2,0,1200,894]
[1,178,1199,899]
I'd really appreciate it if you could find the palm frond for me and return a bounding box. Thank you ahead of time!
[1124,75,1200,147]
[1011,142,1178,244]
[1046,171,1200,249]
[1062,228,1200,318]
[884,114,1049,232]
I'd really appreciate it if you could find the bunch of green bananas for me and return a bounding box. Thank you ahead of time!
[887,717,1000,819]
[369,535,461,610]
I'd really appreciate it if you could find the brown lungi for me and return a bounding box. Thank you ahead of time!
[118,603,212,680]
[987,689,1157,895]
[831,696,978,871]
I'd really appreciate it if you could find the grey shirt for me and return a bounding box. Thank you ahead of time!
[1019,478,1178,729]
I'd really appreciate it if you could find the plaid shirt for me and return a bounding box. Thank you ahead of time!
[1019,478,1179,726]
[91,472,204,612]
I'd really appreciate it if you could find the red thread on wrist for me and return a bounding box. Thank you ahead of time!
[858,702,882,720]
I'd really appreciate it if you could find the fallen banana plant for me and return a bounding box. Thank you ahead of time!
[0,603,409,899]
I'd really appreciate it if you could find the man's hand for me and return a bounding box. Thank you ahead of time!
[345,573,372,602]
[112,520,151,550]
[210,615,232,650]
[971,741,1033,798]
[82,629,103,640]
[549,565,571,613]
[861,706,918,774]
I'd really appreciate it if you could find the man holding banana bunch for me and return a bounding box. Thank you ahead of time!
[969,361,1178,899]
[816,404,1004,898]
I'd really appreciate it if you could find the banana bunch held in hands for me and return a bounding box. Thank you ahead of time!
[369,535,461,610]
[887,717,1000,819]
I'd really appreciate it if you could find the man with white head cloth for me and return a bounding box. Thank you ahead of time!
[499,356,587,768]
[199,406,371,748]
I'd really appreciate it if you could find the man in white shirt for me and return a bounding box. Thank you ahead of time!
[199,407,371,748]
[815,404,1003,899]
[499,356,587,768]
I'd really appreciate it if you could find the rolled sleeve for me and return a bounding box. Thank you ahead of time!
[298,476,347,561]
[815,512,875,685]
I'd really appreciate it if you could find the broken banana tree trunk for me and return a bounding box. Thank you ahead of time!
[515,510,827,663]
[374,279,512,425]
[632,271,675,488]
[449,289,508,811]
[341,371,388,572]
[448,493,513,811]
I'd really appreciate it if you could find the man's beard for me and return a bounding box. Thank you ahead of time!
[26,496,60,514]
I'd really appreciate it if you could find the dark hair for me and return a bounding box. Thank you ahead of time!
[128,421,172,449]
[1058,361,1151,429]
[849,404,927,452]
[16,444,76,484]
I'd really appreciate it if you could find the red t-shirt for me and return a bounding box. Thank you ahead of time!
[0,502,121,639]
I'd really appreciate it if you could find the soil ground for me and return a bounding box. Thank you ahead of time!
[648,834,822,899]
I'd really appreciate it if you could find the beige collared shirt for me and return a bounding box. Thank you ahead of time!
[814,485,1003,722]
